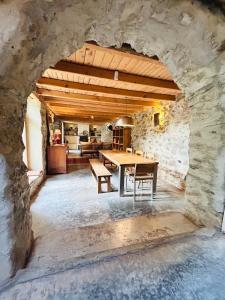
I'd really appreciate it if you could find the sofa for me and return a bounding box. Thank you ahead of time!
[80,142,112,157]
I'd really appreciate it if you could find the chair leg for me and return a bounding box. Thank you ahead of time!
[134,180,136,202]
[151,179,154,200]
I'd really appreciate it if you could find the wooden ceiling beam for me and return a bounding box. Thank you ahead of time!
[54,111,112,119]
[43,97,144,109]
[52,61,179,91]
[37,89,157,107]
[49,107,132,116]
[48,104,131,115]
[59,116,112,122]
[55,113,117,121]
[43,98,141,112]
[58,116,112,124]
[37,78,176,101]
[49,108,136,116]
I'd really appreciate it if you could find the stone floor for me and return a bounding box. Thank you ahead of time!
[31,164,185,238]
[1,229,225,300]
[27,212,197,277]
[26,164,187,276]
[1,165,225,299]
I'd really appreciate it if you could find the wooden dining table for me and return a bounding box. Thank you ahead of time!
[99,150,159,197]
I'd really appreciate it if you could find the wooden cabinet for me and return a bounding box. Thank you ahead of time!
[112,127,131,151]
[47,145,67,174]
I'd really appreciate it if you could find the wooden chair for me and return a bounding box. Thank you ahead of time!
[135,150,144,156]
[144,152,153,159]
[125,148,134,187]
[126,147,133,153]
[127,163,155,201]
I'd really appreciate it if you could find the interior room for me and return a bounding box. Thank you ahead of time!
[1,1,225,299]
[18,42,193,279]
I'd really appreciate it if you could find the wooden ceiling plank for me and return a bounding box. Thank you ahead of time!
[52,61,179,91]
[84,42,161,66]
[75,47,86,64]
[84,48,95,65]
[108,54,123,70]
[37,78,176,101]
[92,50,105,67]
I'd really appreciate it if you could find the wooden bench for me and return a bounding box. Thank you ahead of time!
[90,159,112,193]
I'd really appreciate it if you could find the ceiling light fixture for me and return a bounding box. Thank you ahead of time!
[115,116,134,127]
[115,99,134,127]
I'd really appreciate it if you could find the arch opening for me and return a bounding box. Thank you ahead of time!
[0,0,225,285]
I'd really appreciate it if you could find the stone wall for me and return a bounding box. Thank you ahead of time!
[0,0,225,285]
[100,124,113,143]
[0,91,32,285]
[132,95,190,189]
[185,71,225,227]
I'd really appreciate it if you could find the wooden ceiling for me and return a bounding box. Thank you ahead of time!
[36,42,180,124]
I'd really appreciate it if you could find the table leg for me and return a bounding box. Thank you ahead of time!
[119,165,125,197]
[153,164,158,193]
[107,177,111,192]
[98,178,101,193]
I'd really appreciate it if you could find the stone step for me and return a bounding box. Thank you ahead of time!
[16,212,197,283]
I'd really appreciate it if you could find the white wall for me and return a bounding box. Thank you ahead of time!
[25,96,44,171]
[78,123,89,135]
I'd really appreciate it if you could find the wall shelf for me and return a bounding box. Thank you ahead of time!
[113,127,131,151]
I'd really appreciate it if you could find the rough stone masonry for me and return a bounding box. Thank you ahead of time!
[132,95,190,190]
[0,0,225,285]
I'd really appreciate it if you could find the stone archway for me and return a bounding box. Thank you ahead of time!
[0,0,225,285]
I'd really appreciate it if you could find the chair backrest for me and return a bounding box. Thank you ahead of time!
[103,143,112,150]
[134,163,156,176]
[81,144,91,150]
[126,147,133,153]
[135,150,144,156]
[144,152,154,159]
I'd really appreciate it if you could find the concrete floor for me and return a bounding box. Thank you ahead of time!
[31,164,185,237]
[27,165,188,275]
[1,165,225,299]
[1,230,225,299]
[27,212,197,275]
